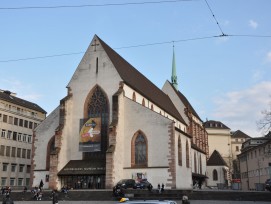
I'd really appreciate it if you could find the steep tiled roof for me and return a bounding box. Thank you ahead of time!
[203,120,230,129]
[168,81,202,121]
[97,36,186,125]
[207,150,228,166]
[0,90,46,114]
[231,130,251,139]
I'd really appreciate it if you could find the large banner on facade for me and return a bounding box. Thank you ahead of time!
[79,117,101,152]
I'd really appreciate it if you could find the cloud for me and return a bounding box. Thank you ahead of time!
[266,51,271,62]
[249,19,258,29]
[0,78,43,102]
[211,81,271,137]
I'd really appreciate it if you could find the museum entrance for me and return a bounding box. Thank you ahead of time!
[57,159,106,189]
[60,175,105,189]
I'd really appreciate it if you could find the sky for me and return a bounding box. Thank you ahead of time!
[1,0,271,137]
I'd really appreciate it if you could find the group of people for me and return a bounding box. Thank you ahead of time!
[157,183,165,193]
[1,186,13,204]
[31,179,44,201]
[1,186,11,196]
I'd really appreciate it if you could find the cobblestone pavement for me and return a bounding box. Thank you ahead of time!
[13,201,271,204]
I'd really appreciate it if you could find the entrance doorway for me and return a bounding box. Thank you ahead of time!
[60,175,105,189]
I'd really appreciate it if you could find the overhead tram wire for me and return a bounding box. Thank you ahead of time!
[1,34,271,63]
[204,0,226,36]
[0,0,195,10]
[0,35,219,63]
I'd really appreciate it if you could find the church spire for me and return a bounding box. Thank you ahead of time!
[171,44,178,90]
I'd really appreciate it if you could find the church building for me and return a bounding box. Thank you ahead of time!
[31,35,208,190]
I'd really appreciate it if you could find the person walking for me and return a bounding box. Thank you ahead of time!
[52,189,59,204]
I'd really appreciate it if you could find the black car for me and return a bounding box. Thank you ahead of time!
[114,179,136,189]
[134,179,152,189]
[265,179,271,191]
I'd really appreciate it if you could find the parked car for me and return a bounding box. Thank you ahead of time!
[134,179,152,189]
[265,179,271,191]
[114,179,136,189]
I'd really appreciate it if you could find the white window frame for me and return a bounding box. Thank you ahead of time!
[1,129,6,138]
[1,177,7,186]
[18,178,23,186]
[2,163,8,171]
[27,135,32,143]
[10,178,15,186]
[22,134,27,142]
[11,164,16,172]
[18,133,22,141]
[7,131,12,139]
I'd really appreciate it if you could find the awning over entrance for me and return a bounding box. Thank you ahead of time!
[58,160,105,176]
[192,173,208,179]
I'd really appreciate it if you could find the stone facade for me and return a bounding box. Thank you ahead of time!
[32,35,204,190]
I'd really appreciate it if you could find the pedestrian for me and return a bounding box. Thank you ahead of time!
[2,194,14,204]
[52,189,59,204]
[1,187,4,195]
[23,186,27,193]
[161,183,165,193]
[39,179,44,190]
[157,183,161,193]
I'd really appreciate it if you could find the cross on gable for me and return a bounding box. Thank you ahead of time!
[91,39,100,52]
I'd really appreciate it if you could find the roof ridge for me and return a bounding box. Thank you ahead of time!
[96,36,186,125]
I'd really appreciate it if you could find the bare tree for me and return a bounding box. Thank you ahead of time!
[257,102,271,134]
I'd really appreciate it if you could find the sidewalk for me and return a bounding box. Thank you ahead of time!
[13,201,271,204]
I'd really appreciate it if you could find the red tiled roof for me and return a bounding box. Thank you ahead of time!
[168,81,202,122]
[96,35,186,125]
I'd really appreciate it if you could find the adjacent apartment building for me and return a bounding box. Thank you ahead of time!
[238,132,271,191]
[0,90,46,188]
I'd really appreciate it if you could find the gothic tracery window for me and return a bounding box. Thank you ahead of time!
[83,85,109,159]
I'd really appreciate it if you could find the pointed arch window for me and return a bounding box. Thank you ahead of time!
[132,92,136,102]
[186,140,190,168]
[142,98,145,106]
[178,136,182,166]
[46,136,55,171]
[213,169,218,181]
[151,104,153,111]
[83,85,109,159]
[131,131,148,167]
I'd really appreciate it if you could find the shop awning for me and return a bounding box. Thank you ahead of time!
[58,160,105,176]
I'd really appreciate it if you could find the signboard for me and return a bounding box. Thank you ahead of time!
[79,117,101,152]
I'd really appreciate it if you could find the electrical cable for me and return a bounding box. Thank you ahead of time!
[204,0,225,36]
[0,35,220,63]
[1,34,271,63]
[0,0,194,10]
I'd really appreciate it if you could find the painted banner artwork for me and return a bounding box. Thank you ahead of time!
[79,117,101,152]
